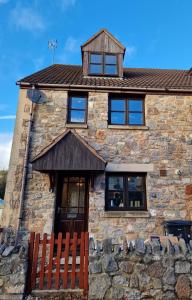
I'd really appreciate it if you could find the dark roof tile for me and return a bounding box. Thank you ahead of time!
[17,64,192,91]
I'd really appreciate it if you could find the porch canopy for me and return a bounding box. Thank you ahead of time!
[31,129,106,172]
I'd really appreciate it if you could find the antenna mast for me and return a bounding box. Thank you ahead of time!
[48,40,58,64]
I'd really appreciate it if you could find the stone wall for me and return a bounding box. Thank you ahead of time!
[0,230,28,300]
[3,88,31,230]
[3,89,192,240]
[26,290,87,300]
[89,237,192,300]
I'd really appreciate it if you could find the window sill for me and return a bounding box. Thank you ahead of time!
[103,211,150,218]
[108,125,149,130]
[66,123,88,129]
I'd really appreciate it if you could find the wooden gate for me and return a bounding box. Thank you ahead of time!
[27,232,89,295]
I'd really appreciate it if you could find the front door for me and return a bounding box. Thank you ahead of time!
[55,175,89,237]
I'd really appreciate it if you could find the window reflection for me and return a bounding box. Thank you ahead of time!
[89,53,118,75]
[110,98,144,125]
[61,177,86,216]
[105,65,117,75]
[90,54,102,63]
[68,95,87,124]
[106,174,146,210]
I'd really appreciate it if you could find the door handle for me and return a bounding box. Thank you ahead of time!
[58,207,61,214]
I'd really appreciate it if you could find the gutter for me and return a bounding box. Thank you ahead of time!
[16,81,192,94]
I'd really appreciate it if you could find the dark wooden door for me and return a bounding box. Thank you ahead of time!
[55,175,89,237]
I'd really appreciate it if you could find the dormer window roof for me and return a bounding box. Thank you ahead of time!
[81,29,125,78]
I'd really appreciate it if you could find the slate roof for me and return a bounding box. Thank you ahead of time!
[17,64,192,91]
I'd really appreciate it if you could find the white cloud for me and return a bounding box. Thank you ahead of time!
[10,3,46,32]
[124,45,137,65]
[0,115,16,120]
[64,37,79,53]
[0,0,9,4]
[58,0,76,11]
[126,46,136,57]
[0,133,12,170]
[58,36,79,63]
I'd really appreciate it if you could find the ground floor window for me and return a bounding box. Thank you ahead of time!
[105,173,147,211]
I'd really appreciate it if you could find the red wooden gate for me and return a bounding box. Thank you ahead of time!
[27,232,89,294]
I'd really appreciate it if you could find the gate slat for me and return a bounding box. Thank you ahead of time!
[28,231,88,292]
[84,232,89,291]
[47,233,54,289]
[55,232,62,289]
[71,232,78,289]
[26,232,35,294]
[31,233,40,290]
[39,233,47,289]
[63,232,70,289]
[79,232,85,289]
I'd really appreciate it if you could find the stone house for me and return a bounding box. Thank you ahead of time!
[3,28,192,242]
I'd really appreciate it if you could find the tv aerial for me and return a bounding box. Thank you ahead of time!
[48,39,58,64]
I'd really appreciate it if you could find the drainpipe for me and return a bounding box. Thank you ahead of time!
[15,87,35,246]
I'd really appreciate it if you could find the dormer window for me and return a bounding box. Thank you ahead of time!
[82,29,125,77]
[89,53,118,76]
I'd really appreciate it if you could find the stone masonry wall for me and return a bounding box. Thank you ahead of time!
[3,89,32,230]
[0,229,28,300]
[3,89,192,240]
[89,237,192,300]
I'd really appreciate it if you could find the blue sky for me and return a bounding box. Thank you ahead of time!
[0,0,192,168]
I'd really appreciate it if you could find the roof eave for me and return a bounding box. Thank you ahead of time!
[16,81,192,93]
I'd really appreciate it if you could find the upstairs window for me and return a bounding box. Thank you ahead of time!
[109,97,145,125]
[106,173,147,211]
[89,53,118,76]
[67,95,88,124]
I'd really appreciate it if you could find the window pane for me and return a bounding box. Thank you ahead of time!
[67,182,79,213]
[107,191,124,208]
[79,177,85,182]
[128,176,144,191]
[129,192,144,208]
[70,110,85,123]
[71,97,86,109]
[129,113,143,125]
[79,183,85,208]
[108,176,123,190]
[90,53,102,63]
[111,112,125,124]
[129,100,143,112]
[105,54,117,64]
[79,207,84,213]
[61,181,68,206]
[90,64,103,74]
[104,65,117,75]
[111,100,125,111]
